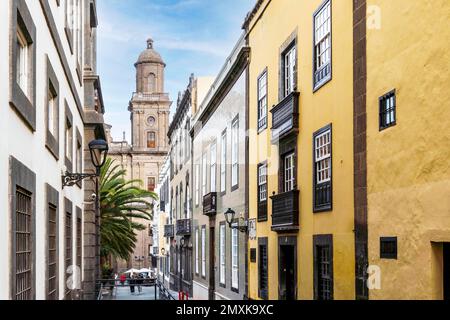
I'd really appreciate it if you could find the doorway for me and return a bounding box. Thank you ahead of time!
[444,243,450,300]
[278,236,297,300]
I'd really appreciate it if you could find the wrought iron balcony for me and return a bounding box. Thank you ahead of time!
[270,189,300,232]
[176,219,191,236]
[271,91,300,142]
[164,224,174,238]
[203,192,217,216]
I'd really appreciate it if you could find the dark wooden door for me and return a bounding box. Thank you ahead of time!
[279,245,295,300]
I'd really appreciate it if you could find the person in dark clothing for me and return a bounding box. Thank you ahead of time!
[137,274,143,294]
[129,274,136,294]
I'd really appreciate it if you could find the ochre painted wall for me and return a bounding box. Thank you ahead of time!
[366,0,450,300]
[247,0,355,300]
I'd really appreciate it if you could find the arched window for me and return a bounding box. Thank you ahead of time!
[147,73,156,93]
[147,131,156,148]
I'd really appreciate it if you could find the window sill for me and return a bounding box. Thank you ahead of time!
[313,74,332,93]
[379,122,396,132]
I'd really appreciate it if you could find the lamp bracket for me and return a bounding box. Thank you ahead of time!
[62,172,98,188]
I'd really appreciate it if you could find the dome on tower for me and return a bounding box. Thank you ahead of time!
[135,38,165,66]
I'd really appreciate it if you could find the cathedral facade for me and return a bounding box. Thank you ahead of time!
[107,39,171,271]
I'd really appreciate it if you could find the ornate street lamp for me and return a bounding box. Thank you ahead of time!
[224,208,248,233]
[161,248,166,256]
[62,139,108,187]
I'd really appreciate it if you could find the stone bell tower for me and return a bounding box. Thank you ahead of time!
[129,38,171,153]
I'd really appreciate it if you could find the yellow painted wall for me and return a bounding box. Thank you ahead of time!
[366,0,450,300]
[247,0,355,300]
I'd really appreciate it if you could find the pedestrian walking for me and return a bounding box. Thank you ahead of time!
[137,274,143,294]
[120,273,126,286]
[129,273,135,294]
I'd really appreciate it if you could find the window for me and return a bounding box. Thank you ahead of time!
[210,143,217,193]
[65,0,74,50]
[11,0,36,130]
[186,181,190,218]
[16,27,29,95]
[258,238,268,300]
[284,153,295,192]
[76,213,82,268]
[314,0,332,89]
[48,204,58,300]
[195,163,200,206]
[147,132,156,148]
[65,210,72,298]
[220,131,227,193]
[195,228,199,274]
[65,116,73,163]
[379,90,396,130]
[45,57,60,159]
[148,177,156,192]
[380,237,398,259]
[15,188,33,300]
[231,116,239,189]
[314,126,332,211]
[219,224,226,286]
[317,244,332,300]
[314,235,333,300]
[258,163,268,221]
[201,227,206,278]
[76,139,82,174]
[283,45,296,97]
[231,228,239,291]
[202,153,207,196]
[258,70,268,130]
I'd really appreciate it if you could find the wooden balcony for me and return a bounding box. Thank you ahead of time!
[176,219,191,236]
[271,92,300,142]
[164,224,174,238]
[270,189,300,232]
[203,192,217,216]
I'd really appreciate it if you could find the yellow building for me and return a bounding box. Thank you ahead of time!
[365,0,450,299]
[245,0,356,300]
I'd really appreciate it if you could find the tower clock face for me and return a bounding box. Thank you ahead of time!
[147,116,156,126]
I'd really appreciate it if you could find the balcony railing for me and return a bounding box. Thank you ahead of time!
[176,219,191,236]
[203,192,217,216]
[164,224,174,238]
[270,189,300,232]
[271,92,300,142]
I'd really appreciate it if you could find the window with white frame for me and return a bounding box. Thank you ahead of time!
[16,27,29,96]
[210,143,217,193]
[314,0,332,88]
[258,71,268,130]
[231,116,239,188]
[195,163,200,206]
[220,131,227,193]
[258,164,267,202]
[65,119,73,161]
[47,90,57,136]
[219,224,226,285]
[195,228,199,274]
[315,130,331,184]
[186,182,190,218]
[283,45,296,97]
[231,228,239,290]
[202,153,207,196]
[284,153,295,192]
[201,227,206,277]
[313,126,332,211]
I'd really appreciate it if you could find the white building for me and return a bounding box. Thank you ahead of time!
[0,0,106,300]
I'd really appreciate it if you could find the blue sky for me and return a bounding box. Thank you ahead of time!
[97,0,254,141]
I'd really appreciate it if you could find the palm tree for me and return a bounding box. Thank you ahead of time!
[99,158,157,266]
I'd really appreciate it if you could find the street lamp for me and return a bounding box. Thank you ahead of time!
[224,208,248,233]
[62,139,109,187]
[161,248,166,256]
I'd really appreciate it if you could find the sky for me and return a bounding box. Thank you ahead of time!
[97,0,255,141]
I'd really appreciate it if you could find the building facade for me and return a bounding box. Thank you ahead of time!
[0,0,106,300]
[362,0,450,300]
[155,156,171,288]
[108,38,171,271]
[166,74,213,298]
[191,36,249,300]
[245,0,356,300]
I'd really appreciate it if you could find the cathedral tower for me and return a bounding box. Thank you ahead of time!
[129,38,171,153]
